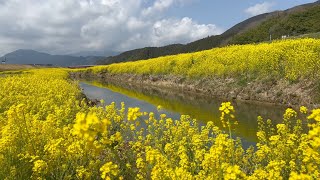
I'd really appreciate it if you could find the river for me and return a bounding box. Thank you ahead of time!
[80,80,288,147]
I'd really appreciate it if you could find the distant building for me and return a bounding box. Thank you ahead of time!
[1,57,5,64]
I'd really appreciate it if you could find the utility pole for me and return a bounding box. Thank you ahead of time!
[269,33,272,41]
[269,28,272,42]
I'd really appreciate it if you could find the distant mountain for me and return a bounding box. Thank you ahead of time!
[97,44,184,65]
[97,0,320,65]
[68,50,120,57]
[0,49,104,66]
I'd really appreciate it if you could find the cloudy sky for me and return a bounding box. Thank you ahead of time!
[0,0,316,56]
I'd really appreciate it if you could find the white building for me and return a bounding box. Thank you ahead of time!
[1,58,6,64]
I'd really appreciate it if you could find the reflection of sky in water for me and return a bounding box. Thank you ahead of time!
[81,83,180,120]
[80,82,288,148]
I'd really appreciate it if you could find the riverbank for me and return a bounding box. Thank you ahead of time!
[70,38,320,107]
[70,71,319,108]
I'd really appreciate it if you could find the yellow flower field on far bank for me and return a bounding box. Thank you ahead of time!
[81,38,320,82]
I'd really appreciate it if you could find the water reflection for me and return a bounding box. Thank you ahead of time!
[80,80,287,147]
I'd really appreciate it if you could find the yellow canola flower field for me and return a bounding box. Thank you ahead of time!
[86,38,320,82]
[0,70,320,179]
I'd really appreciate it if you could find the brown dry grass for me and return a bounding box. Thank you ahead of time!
[0,64,35,72]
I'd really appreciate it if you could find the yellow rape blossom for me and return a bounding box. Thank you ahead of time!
[1,65,320,179]
[128,107,142,121]
[100,162,119,180]
[300,106,308,114]
[308,109,320,122]
[32,160,48,175]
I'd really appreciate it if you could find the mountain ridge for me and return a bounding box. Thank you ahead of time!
[97,0,320,65]
[0,49,105,66]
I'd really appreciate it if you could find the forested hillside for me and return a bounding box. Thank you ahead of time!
[98,0,320,65]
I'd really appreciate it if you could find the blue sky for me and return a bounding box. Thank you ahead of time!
[0,0,317,55]
[165,0,317,30]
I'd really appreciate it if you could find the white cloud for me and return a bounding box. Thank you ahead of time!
[245,2,275,16]
[142,0,174,16]
[0,0,222,55]
[151,17,223,46]
[142,0,195,17]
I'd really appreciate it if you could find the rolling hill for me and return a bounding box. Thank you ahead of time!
[97,0,320,65]
[0,49,105,67]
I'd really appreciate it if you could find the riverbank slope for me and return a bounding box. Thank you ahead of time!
[71,39,320,107]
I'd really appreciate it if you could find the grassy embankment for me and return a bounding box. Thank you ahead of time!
[292,32,320,39]
[0,64,35,73]
[0,68,320,179]
[73,38,320,106]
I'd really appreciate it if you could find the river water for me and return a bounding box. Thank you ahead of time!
[80,80,288,147]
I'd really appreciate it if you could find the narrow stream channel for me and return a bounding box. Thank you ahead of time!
[80,80,288,147]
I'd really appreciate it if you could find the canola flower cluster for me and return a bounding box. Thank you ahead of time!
[82,38,320,82]
[0,69,320,179]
